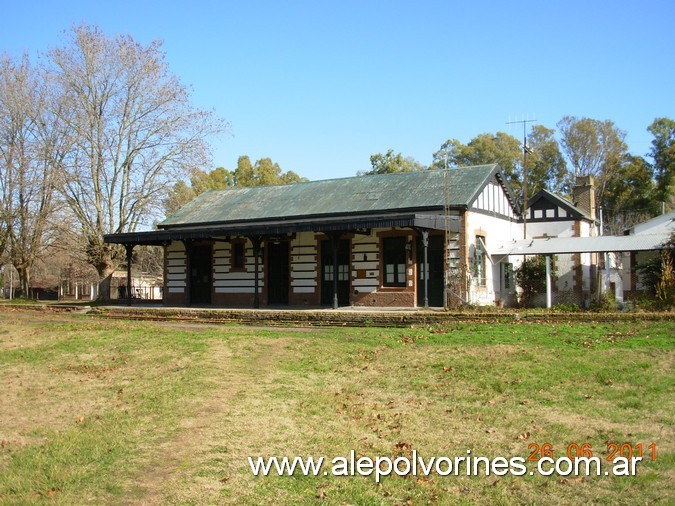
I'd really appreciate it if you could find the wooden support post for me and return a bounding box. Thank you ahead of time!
[421,229,429,308]
[331,233,339,310]
[545,255,552,309]
[125,243,134,307]
[251,236,263,309]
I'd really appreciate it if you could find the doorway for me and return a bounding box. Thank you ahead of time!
[189,245,212,305]
[417,235,444,307]
[321,239,350,306]
[267,241,289,304]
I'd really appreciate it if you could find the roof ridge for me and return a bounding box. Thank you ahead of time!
[201,164,500,193]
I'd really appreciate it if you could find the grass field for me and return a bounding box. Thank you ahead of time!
[0,309,673,505]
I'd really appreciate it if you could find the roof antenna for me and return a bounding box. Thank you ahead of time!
[506,114,536,239]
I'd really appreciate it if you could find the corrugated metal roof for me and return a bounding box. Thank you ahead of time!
[490,233,673,259]
[625,211,675,236]
[160,165,500,229]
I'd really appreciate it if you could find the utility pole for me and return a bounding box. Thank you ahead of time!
[443,154,451,309]
[507,117,536,239]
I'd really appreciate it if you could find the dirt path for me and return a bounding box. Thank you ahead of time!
[126,335,296,505]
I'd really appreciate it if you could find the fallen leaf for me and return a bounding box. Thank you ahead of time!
[394,441,413,453]
[45,488,59,498]
[415,477,430,488]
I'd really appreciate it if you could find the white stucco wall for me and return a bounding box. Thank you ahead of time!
[465,211,522,305]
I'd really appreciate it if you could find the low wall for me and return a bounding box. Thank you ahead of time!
[89,306,674,327]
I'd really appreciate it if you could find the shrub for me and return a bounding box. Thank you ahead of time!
[636,234,675,309]
[514,256,554,307]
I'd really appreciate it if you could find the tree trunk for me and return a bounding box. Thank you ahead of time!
[16,265,30,299]
[96,260,116,302]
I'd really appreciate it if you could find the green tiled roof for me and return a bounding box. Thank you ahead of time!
[160,164,501,228]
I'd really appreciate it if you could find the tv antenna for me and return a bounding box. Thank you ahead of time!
[507,115,536,239]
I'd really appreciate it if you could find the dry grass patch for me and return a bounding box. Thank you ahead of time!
[0,310,673,505]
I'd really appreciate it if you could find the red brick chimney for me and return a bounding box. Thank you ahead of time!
[573,175,596,220]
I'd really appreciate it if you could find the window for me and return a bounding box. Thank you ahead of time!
[324,264,350,281]
[503,262,513,290]
[231,241,246,270]
[338,264,349,281]
[475,235,487,287]
[383,237,406,287]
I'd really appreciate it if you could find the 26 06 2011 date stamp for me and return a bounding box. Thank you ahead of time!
[528,442,657,462]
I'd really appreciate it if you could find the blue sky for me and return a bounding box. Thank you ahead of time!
[2,0,674,181]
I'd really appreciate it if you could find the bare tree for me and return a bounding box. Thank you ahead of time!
[0,53,61,296]
[557,116,628,206]
[48,25,227,298]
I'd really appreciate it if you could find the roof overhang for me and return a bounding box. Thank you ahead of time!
[104,213,460,246]
[490,233,673,262]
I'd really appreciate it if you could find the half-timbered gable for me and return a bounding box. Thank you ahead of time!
[469,173,518,220]
[526,189,593,224]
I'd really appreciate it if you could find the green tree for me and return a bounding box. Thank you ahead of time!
[361,149,425,175]
[233,155,255,187]
[648,117,675,212]
[233,155,304,186]
[432,132,523,196]
[526,125,571,196]
[253,157,285,185]
[165,157,307,216]
[194,166,235,192]
[280,170,304,184]
[164,167,235,215]
[163,180,195,216]
[604,154,658,231]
